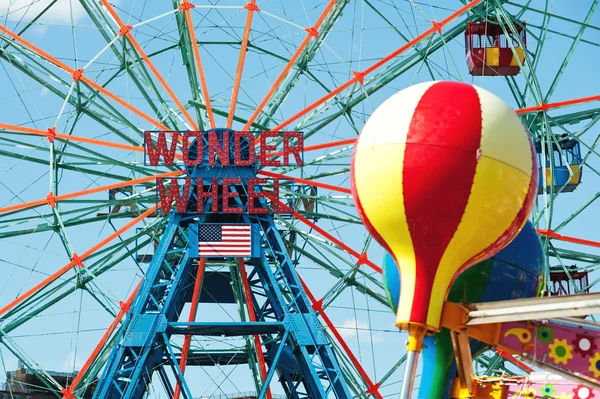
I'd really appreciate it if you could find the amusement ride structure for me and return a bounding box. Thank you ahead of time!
[0,1,599,398]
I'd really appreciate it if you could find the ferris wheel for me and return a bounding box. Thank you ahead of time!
[0,0,598,398]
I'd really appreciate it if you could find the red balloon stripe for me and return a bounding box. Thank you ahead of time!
[402,82,482,324]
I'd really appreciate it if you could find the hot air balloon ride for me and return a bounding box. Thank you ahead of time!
[350,81,538,398]
[383,220,544,398]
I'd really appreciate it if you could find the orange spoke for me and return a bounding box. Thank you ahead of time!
[0,170,182,214]
[238,258,272,399]
[0,25,170,131]
[0,123,143,152]
[257,170,352,195]
[62,280,142,398]
[242,0,337,131]
[180,1,216,129]
[0,124,189,159]
[299,276,383,399]
[100,0,199,130]
[265,138,356,159]
[265,191,381,274]
[269,0,484,132]
[0,206,157,317]
[302,138,356,152]
[291,209,381,273]
[173,258,206,399]
[537,229,600,248]
[516,93,600,114]
[227,1,258,129]
[268,91,600,153]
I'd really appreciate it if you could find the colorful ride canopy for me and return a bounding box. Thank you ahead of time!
[351,81,538,331]
[383,220,544,398]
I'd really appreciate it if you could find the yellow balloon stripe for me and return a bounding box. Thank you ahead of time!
[353,144,416,326]
[427,156,531,327]
[475,86,533,176]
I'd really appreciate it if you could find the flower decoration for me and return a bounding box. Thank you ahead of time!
[589,353,600,378]
[537,326,554,345]
[540,384,556,398]
[574,334,597,357]
[549,338,574,365]
[573,385,595,399]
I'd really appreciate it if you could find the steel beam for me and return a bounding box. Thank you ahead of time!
[167,322,285,336]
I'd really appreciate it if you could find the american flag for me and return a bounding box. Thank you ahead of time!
[198,224,251,257]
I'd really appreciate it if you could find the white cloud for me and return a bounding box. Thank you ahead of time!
[59,353,84,372]
[0,0,88,24]
[338,318,384,344]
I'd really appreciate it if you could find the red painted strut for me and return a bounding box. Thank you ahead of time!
[537,229,600,248]
[299,276,383,399]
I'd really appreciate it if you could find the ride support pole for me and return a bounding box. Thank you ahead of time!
[399,324,428,399]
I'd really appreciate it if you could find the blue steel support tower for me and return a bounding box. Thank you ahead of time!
[93,129,352,399]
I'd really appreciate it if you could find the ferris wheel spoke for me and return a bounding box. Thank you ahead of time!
[99,0,199,130]
[226,1,257,129]
[538,229,600,249]
[279,23,468,142]
[270,0,484,132]
[0,124,172,183]
[242,0,338,131]
[0,44,150,144]
[0,199,157,239]
[0,206,156,318]
[298,239,386,308]
[0,143,136,185]
[289,208,381,274]
[286,225,363,272]
[178,1,216,130]
[0,123,144,153]
[280,229,385,305]
[298,276,383,399]
[517,93,600,114]
[0,170,179,215]
[0,335,66,395]
[253,1,350,129]
[258,170,351,195]
[273,91,600,161]
[63,279,142,399]
[0,223,161,335]
[78,0,182,131]
[0,25,171,131]
[546,2,596,103]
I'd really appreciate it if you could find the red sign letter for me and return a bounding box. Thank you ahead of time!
[196,178,219,213]
[234,131,255,166]
[157,178,190,213]
[272,179,291,214]
[283,132,303,166]
[222,178,242,213]
[248,178,269,214]
[208,130,230,166]
[182,131,202,166]
[258,131,280,167]
[145,131,179,166]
